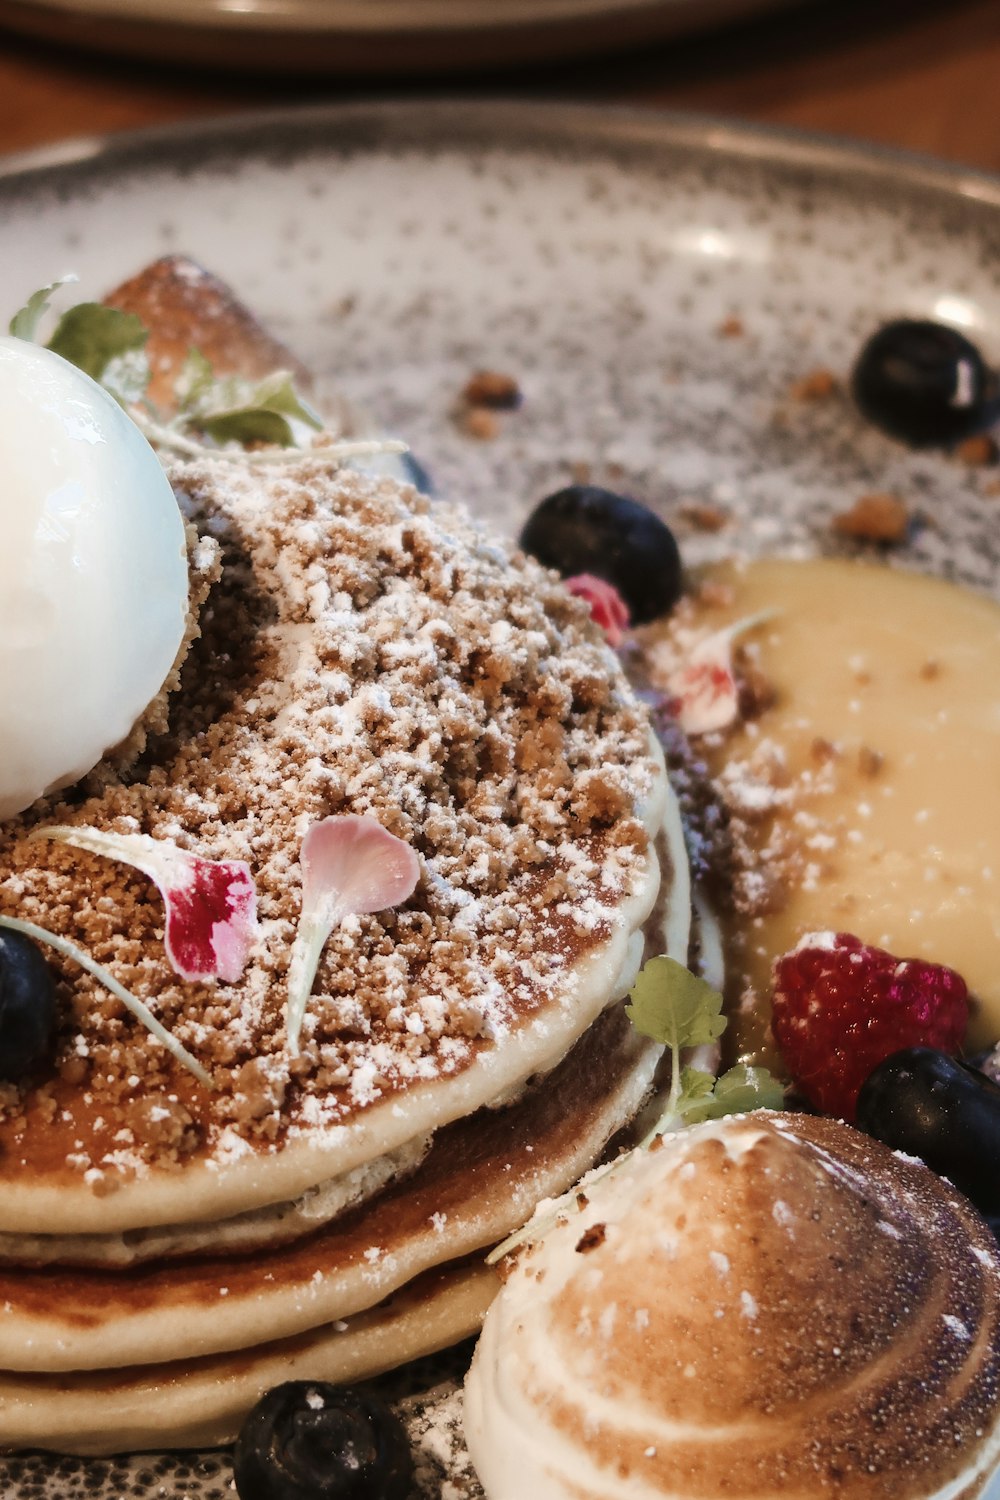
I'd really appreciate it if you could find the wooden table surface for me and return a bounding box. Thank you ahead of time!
[0,0,999,173]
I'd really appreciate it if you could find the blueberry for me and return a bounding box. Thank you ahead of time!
[0,928,57,1082]
[233,1383,413,1500]
[851,319,999,446]
[519,485,682,625]
[856,1047,1000,1218]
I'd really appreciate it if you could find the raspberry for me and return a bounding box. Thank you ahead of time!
[564,573,630,648]
[771,931,969,1122]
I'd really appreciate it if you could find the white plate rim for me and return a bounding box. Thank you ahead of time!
[2,99,1000,215]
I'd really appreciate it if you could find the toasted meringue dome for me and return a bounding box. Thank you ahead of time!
[465,1112,1000,1500]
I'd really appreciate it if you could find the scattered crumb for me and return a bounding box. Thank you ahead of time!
[810,737,840,764]
[330,293,357,319]
[461,408,500,441]
[462,370,522,410]
[955,433,998,467]
[857,746,885,778]
[789,368,837,401]
[832,493,909,544]
[680,502,729,533]
[575,1223,607,1254]
[695,580,736,610]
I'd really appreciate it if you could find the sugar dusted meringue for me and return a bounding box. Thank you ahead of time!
[0,336,188,820]
[465,1112,1000,1500]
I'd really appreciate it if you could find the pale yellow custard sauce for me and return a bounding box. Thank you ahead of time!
[652,557,1000,1062]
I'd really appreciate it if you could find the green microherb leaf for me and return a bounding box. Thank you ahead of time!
[46,302,149,383]
[676,1065,716,1116]
[8,276,78,341]
[202,409,299,447]
[7,280,407,469]
[489,956,784,1266]
[178,364,324,449]
[627,954,783,1136]
[625,954,726,1052]
[174,347,215,409]
[242,370,324,430]
[688,1063,786,1122]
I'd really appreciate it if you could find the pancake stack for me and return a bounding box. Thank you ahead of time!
[0,432,691,1450]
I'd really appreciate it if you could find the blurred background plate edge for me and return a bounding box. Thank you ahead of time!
[0,0,812,74]
[3,98,1000,210]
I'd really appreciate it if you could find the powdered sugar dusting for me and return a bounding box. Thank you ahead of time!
[0,459,657,1178]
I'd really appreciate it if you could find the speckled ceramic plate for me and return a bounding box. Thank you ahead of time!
[2,101,1000,1498]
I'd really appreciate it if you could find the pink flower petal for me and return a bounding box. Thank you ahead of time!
[301,814,421,918]
[286,815,420,1054]
[27,825,258,984]
[660,612,774,735]
[564,573,631,649]
[669,654,739,735]
[161,857,258,984]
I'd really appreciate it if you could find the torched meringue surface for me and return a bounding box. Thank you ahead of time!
[465,1112,1000,1500]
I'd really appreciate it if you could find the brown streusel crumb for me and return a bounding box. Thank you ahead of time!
[0,461,658,1178]
[789,369,837,402]
[832,492,910,544]
[575,1223,607,1253]
[679,502,729,534]
[462,371,522,410]
[461,408,500,441]
[955,434,999,467]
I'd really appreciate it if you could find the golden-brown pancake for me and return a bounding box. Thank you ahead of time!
[0,1258,496,1455]
[0,1002,660,1373]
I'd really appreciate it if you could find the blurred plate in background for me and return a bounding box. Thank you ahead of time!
[0,0,809,74]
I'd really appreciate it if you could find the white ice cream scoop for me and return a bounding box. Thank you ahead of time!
[0,336,188,821]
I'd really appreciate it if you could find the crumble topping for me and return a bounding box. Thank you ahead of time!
[832,492,910,544]
[98,523,222,777]
[956,433,999,467]
[0,461,657,1178]
[788,368,837,402]
[461,371,522,411]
